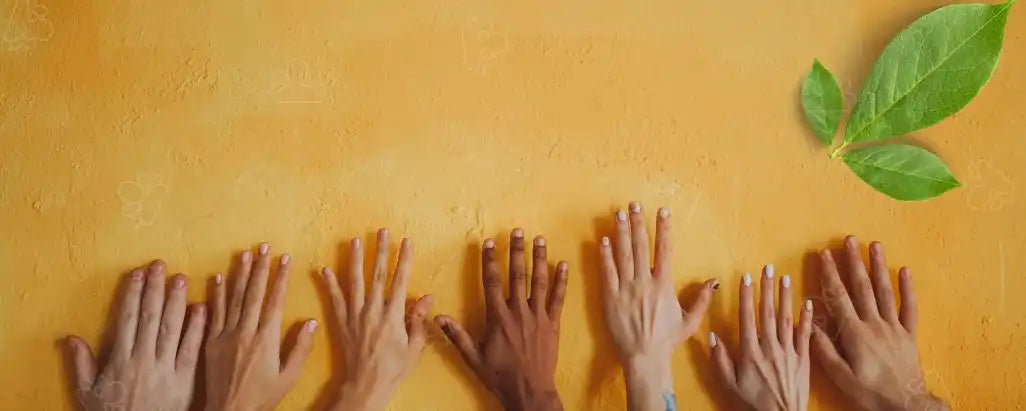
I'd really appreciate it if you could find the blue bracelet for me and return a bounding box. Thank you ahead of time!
[662,392,677,411]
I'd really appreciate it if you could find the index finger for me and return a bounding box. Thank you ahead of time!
[819,249,859,322]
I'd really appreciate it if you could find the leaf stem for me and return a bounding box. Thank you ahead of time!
[829,143,849,159]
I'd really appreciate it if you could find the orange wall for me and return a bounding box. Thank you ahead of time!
[1,0,1024,409]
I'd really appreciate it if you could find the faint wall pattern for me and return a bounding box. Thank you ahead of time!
[2,0,54,51]
[964,159,1015,211]
[267,59,336,105]
[117,173,169,228]
[461,16,509,74]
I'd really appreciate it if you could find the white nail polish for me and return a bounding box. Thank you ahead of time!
[215,273,223,285]
[306,320,318,333]
[629,202,641,213]
[535,236,545,246]
[259,242,269,255]
[804,299,813,312]
[601,236,610,247]
[281,254,291,265]
[743,273,752,287]
[765,264,774,279]
[709,332,717,347]
[658,207,669,218]
[782,275,791,288]
[616,210,627,222]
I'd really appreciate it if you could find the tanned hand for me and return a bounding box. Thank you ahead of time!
[811,236,949,411]
[435,229,569,411]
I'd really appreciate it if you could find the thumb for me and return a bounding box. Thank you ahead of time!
[680,279,718,339]
[66,336,97,393]
[280,319,317,385]
[810,324,859,390]
[433,315,482,373]
[406,295,434,356]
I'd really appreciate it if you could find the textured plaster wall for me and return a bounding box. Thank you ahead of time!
[1,0,1025,409]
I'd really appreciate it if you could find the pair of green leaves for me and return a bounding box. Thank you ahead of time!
[801,1,1015,201]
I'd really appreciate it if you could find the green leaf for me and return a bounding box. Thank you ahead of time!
[842,144,961,201]
[844,0,1015,143]
[801,60,844,145]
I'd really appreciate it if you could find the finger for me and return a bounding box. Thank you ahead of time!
[435,315,483,372]
[709,332,737,390]
[613,210,635,284]
[529,236,550,314]
[368,228,391,311]
[322,266,347,326]
[388,238,414,317]
[599,236,619,293]
[66,336,97,393]
[778,274,794,350]
[681,279,718,339]
[759,265,778,343]
[627,202,652,280]
[482,239,508,322]
[653,207,672,280]
[869,242,899,324]
[176,305,207,373]
[738,273,759,357]
[509,228,528,305]
[134,260,167,357]
[226,250,254,331]
[113,268,145,359]
[208,273,226,338]
[844,236,879,319]
[240,242,272,331]
[811,324,857,389]
[547,261,569,321]
[819,249,858,322]
[795,299,813,358]
[281,320,318,385]
[898,267,917,335]
[156,275,188,361]
[261,254,292,332]
[348,238,365,316]
[406,295,434,360]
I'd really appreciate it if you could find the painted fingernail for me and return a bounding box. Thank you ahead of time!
[352,238,361,248]
[281,254,291,265]
[483,238,495,249]
[173,277,186,289]
[241,251,252,263]
[601,236,610,247]
[131,270,144,281]
[711,279,720,290]
[512,228,524,238]
[782,275,791,288]
[658,207,669,218]
[306,319,318,333]
[259,242,269,255]
[214,273,223,285]
[743,273,752,287]
[765,264,775,279]
[709,332,717,347]
[804,299,813,312]
[629,202,641,213]
[535,236,545,246]
[616,210,627,222]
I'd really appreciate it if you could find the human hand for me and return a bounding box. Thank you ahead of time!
[204,243,317,411]
[599,203,718,411]
[67,260,207,411]
[320,229,434,411]
[434,229,568,411]
[811,236,948,411]
[710,266,812,411]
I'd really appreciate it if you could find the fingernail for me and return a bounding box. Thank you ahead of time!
[658,207,669,218]
[352,238,361,248]
[173,277,186,289]
[321,267,332,278]
[483,238,495,249]
[742,273,752,287]
[131,270,143,281]
[629,202,641,213]
[709,332,717,347]
[782,275,791,288]
[765,264,775,279]
[242,251,252,263]
[558,261,568,271]
[195,304,206,315]
[214,273,223,285]
[534,236,545,246]
[149,260,165,274]
[846,235,858,246]
[259,243,269,255]
[281,254,291,265]
[601,236,610,247]
[711,279,720,290]
[379,228,389,237]
[306,319,318,333]
[616,210,627,222]
[512,228,524,238]
[804,299,813,312]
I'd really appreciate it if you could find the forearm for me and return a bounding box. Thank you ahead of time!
[624,356,676,411]
[496,379,563,411]
[329,380,396,411]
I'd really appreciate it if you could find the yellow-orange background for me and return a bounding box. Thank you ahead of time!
[1,0,1024,409]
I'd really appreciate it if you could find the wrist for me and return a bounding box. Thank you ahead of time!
[331,380,396,411]
[495,378,562,411]
[624,354,674,392]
